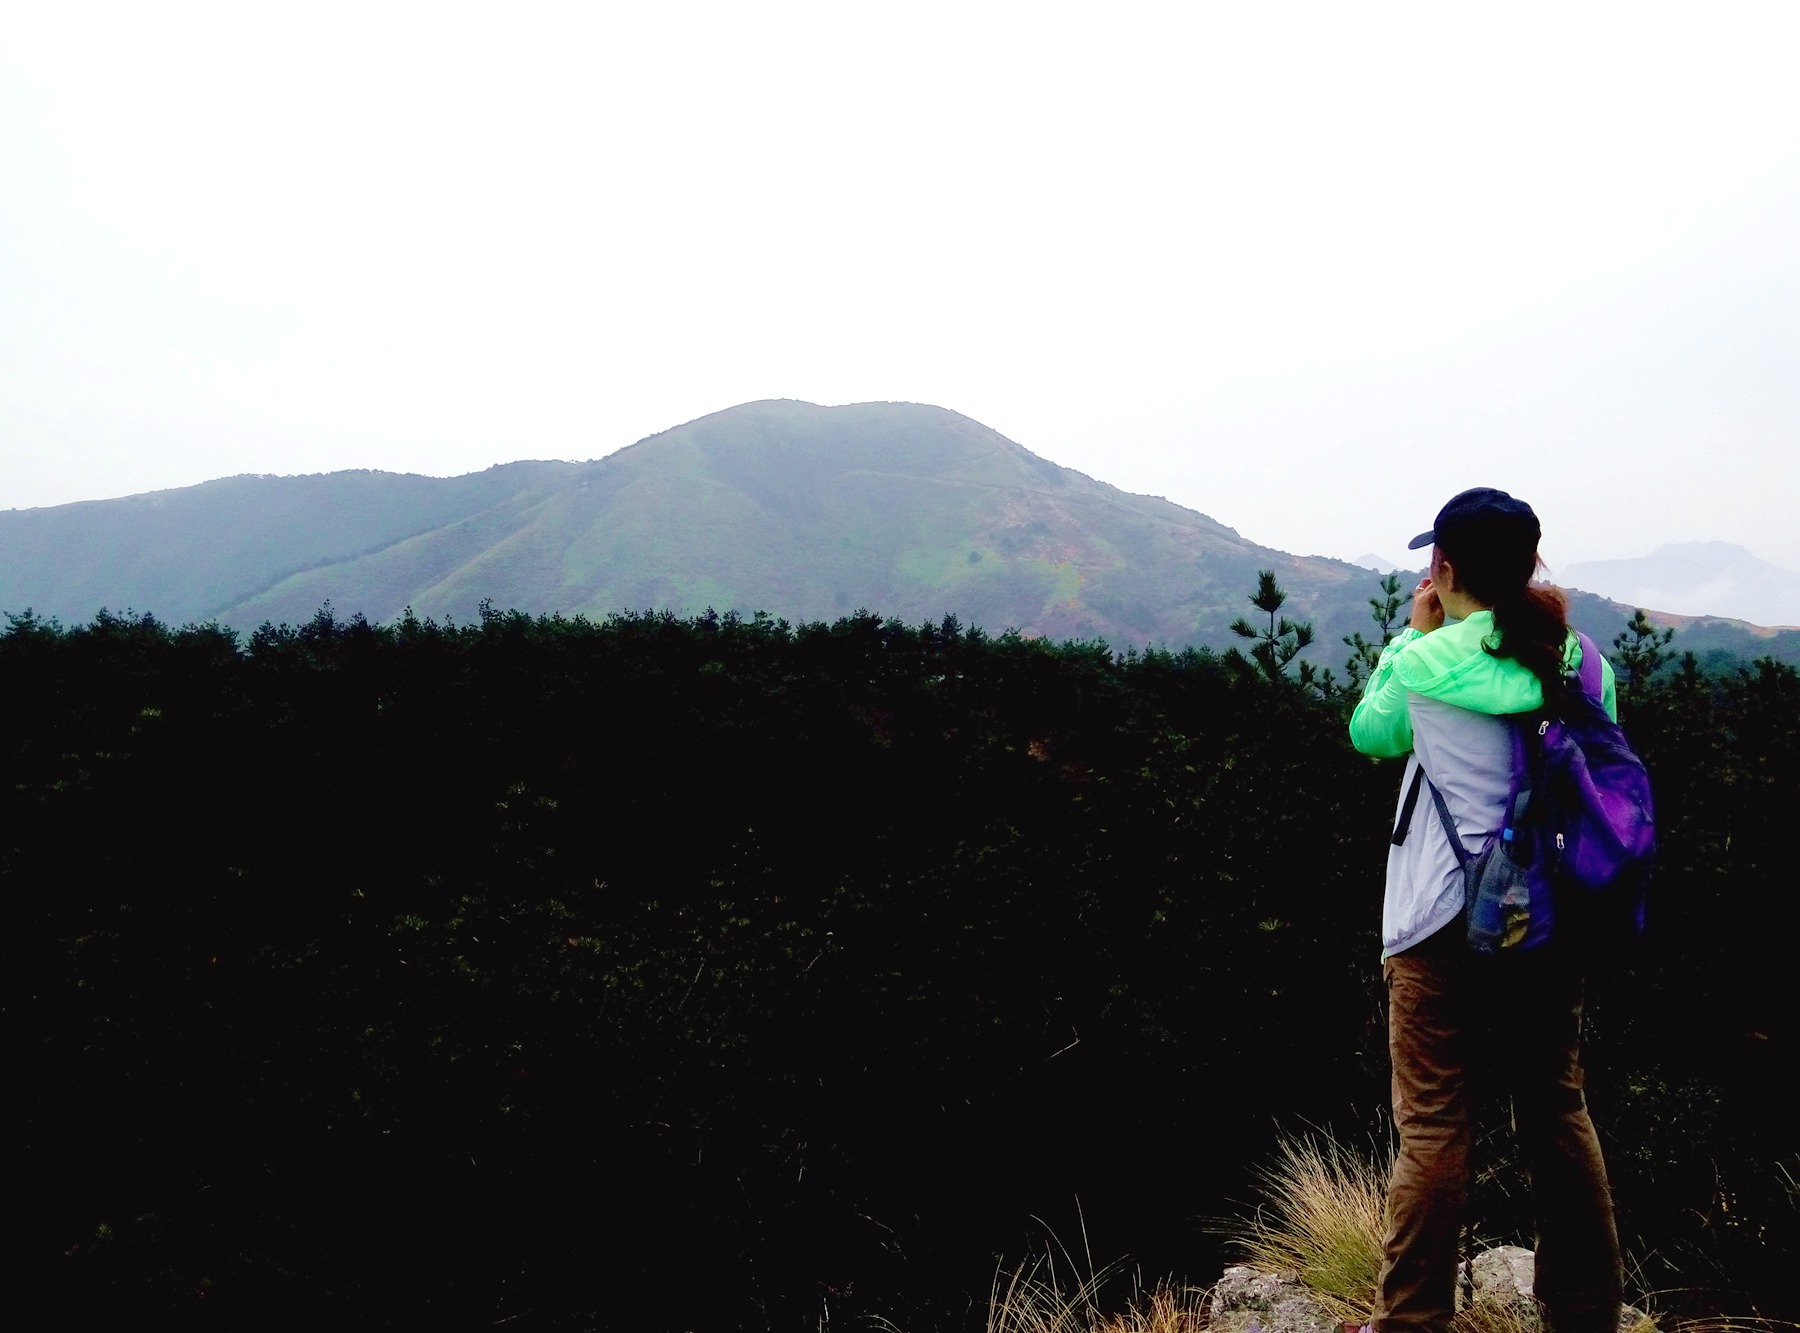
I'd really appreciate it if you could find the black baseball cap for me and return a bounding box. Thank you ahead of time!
[1407,487,1540,554]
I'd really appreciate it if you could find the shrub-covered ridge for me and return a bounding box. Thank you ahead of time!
[6,601,1792,1329]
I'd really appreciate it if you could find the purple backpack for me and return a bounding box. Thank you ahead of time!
[1424,631,1655,953]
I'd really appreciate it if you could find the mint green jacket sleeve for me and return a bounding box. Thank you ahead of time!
[1347,628,1423,758]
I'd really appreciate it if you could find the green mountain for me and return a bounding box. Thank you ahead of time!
[4,399,1795,664]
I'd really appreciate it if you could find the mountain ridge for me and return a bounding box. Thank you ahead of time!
[1562,541,1800,629]
[4,400,1794,666]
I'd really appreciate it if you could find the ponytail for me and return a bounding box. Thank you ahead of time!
[1484,580,1571,700]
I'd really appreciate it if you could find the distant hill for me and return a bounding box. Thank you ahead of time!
[4,400,1796,666]
[1352,552,1418,576]
[1562,542,1800,629]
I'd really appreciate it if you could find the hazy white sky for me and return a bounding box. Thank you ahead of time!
[3,1,1797,573]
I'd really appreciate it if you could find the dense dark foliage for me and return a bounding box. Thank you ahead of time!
[7,603,1793,1329]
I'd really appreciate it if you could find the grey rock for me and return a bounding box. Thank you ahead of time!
[1209,1266,1344,1333]
[1463,1247,1651,1332]
[1468,1244,1537,1311]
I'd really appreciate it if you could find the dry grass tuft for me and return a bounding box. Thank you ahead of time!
[1224,1132,1388,1322]
[882,1231,1207,1333]
[1089,1282,1210,1333]
[981,1258,1208,1333]
[1450,1298,1540,1333]
[981,1248,1116,1333]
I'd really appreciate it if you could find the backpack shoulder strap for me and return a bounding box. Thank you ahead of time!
[1426,774,1472,869]
[1392,764,1426,846]
[1422,716,1532,869]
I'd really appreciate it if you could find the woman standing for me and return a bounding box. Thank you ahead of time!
[1349,488,1624,1333]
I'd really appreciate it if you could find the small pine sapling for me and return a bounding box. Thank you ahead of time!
[1611,609,1675,710]
[1230,569,1324,690]
[1342,573,1406,696]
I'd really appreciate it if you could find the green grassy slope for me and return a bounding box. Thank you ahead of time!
[0,463,570,626]
[208,399,1382,649]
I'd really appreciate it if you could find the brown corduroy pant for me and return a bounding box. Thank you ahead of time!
[1374,925,1623,1333]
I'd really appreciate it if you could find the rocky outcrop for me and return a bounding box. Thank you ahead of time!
[1207,1266,1342,1333]
[1210,1249,1651,1333]
[1463,1245,1651,1332]
[1467,1244,1540,1313]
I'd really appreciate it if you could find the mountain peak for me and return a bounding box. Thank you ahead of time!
[1562,542,1800,626]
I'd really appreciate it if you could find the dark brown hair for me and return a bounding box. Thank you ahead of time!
[1445,540,1571,697]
